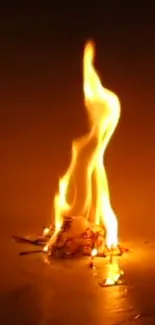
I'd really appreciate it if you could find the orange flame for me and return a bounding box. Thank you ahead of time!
[105,257,124,286]
[83,41,120,248]
[45,40,121,252]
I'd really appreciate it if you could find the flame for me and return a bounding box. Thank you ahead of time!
[45,40,121,252]
[104,257,124,286]
[83,40,120,248]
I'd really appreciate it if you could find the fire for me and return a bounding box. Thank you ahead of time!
[44,40,121,253]
[83,41,120,248]
[104,257,124,286]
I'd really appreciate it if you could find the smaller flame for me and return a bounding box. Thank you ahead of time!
[91,248,98,257]
[105,258,123,286]
[43,228,60,253]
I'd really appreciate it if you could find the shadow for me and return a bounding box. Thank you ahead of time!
[0,284,43,325]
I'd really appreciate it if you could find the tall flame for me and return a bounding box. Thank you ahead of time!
[45,40,120,251]
[83,41,121,248]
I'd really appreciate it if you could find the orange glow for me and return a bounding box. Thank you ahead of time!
[44,40,121,253]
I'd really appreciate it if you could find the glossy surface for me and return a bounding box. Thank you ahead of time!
[0,233,155,325]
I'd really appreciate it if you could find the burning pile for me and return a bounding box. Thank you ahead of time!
[43,40,122,259]
[43,217,105,257]
[13,39,127,287]
[42,217,124,259]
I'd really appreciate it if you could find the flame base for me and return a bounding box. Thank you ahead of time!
[42,217,128,258]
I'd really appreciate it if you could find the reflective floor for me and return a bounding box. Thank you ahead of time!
[0,231,155,325]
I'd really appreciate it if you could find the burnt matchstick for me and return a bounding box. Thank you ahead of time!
[12,235,44,246]
[19,250,43,256]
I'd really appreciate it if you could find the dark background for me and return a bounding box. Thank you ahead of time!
[1,1,155,239]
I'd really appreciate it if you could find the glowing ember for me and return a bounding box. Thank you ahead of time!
[44,39,121,255]
[43,245,49,253]
[43,228,50,236]
[91,248,98,257]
